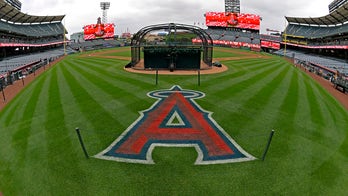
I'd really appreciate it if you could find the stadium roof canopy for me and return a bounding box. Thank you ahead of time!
[286,2,348,26]
[0,0,65,24]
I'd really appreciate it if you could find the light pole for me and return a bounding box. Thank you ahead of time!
[100,2,110,24]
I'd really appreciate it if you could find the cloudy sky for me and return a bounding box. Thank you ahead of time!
[21,0,333,37]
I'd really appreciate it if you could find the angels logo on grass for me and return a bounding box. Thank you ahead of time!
[94,86,255,165]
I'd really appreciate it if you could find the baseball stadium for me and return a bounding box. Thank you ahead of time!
[1,0,348,195]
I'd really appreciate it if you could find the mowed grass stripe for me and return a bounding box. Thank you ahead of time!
[293,71,313,131]
[272,69,301,158]
[0,75,47,128]
[315,87,348,156]
[54,63,96,135]
[213,59,285,98]
[293,72,325,133]
[63,60,136,131]
[54,63,106,155]
[230,65,293,156]
[6,75,49,151]
[215,60,287,107]
[1,47,348,195]
[239,64,291,113]
[11,73,46,169]
[217,62,289,133]
[239,63,297,134]
[0,97,24,127]
[20,69,53,195]
[72,57,157,88]
[309,82,340,143]
[0,73,50,195]
[0,77,43,152]
[243,64,295,128]
[44,65,89,195]
[207,58,283,91]
[73,56,118,69]
[199,60,287,118]
[253,68,345,194]
[307,76,342,131]
[249,67,299,156]
[73,57,200,94]
[196,60,289,157]
[311,81,348,129]
[282,71,347,177]
[304,79,325,127]
[76,55,221,88]
[304,80,348,176]
[71,58,151,101]
[59,61,120,144]
[289,71,329,174]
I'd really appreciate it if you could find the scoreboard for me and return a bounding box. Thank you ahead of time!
[205,12,260,30]
[83,23,115,40]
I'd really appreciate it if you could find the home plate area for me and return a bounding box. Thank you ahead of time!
[94,85,255,165]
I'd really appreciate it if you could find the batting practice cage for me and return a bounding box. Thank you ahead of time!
[126,23,213,71]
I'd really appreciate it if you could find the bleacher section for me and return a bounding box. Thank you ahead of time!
[283,2,348,49]
[69,39,123,51]
[0,20,65,47]
[278,1,348,77]
[0,47,74,74]
[0,0,71,89]
[285,23,348,40]
[205,28,261,50]
[0,0,66,53]
[0,20,64,38]
[274,49,348,75]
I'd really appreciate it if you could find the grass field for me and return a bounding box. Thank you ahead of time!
[0,47,348,195]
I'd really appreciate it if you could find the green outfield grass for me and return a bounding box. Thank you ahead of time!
[213,48,247,58]
[0,47,348,195]
[99,49,131,57]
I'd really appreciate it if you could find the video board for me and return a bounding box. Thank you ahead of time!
[83,23,115,40]
[205,12,260,30]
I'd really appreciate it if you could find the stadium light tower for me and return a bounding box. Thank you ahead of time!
[100,2,110,24]
[225,0,240,13]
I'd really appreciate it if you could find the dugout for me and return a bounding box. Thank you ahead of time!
[126,23,213,71]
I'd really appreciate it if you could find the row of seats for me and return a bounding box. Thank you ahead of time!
[0,47,75,74]
[205,29,261,44]
[0,20,64,37]
[274,49,348,75]
[69,39,123,50]
[0,36,64,45]
[285,23,348,39]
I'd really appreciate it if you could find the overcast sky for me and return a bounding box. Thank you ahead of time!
[21,0,333,37]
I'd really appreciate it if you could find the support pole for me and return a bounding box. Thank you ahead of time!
[262,129,275,161]
[21,76,24,86]
[1,84,5,102]
[155,68,159,85]
[75,128,89,159]
[198,69,201,86]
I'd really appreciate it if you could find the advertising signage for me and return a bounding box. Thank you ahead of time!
[83,23,115,40]
[205,12,260,30]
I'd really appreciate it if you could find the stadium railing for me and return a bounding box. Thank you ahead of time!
[0,47,73,89]
[274,49,348,76]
